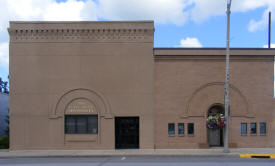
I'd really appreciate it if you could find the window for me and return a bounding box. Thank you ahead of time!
[168,123,175,136]
[178,123,184,135]
[65,115,98,134]
[260,122,266,134]
[188,123,194,135]
[250,123,257,134]
[241,123,247,134]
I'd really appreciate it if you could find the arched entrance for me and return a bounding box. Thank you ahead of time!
[207,104,224,147]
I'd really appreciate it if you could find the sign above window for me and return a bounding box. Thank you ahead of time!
[65,99,97,115]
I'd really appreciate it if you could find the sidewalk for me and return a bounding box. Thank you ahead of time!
[1,148,275,158]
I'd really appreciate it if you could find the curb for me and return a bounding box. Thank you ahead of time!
[240,154,275,159]
[0,153,240,158]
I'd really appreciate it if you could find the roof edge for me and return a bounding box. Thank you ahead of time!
[154,48,275,56]
[154,47,275,50]
[10,20,154,24]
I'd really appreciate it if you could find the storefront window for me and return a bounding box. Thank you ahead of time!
[178,123,184,135]
[65,115,98,134]
[260,122,266,134]
[241,123,247,134]
[188,123,194,135]
[250,123,257,134]
[168,123,175,136]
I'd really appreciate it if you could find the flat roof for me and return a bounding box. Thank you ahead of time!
[9,21,154,30]
[154,48,275,56]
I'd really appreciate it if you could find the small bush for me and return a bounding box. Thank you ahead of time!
[0,136,9,149]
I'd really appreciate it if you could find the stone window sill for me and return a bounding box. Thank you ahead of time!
[260,134,267,136]
[65,134,97,142]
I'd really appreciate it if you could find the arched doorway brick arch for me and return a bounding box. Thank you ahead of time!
[182,82,253,118]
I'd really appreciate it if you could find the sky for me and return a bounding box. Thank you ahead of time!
[0,0,275,83]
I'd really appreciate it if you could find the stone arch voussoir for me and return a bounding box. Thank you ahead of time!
[51,88,113,119]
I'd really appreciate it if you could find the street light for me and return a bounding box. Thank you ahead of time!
[224,0,232,153]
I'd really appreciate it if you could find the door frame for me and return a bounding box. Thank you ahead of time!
[206,104,225,147]
[114,116,140,149]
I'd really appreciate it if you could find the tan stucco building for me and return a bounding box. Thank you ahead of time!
[8,21,275,150]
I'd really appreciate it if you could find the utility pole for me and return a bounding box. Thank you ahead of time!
[224,0,232,153]
[268,12,271,48]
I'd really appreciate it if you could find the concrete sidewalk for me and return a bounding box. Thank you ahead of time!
[1,148,275,158]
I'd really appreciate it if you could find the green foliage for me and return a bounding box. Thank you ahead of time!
[0,136,9,149]
[0,77,9,94]
[0,76,9,148]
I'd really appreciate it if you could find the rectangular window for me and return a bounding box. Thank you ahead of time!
[65,116,76,134]
[168,123,175,136]
[76,116,87,134]
[65,115,98,134]
[88,116,98,134]
[241,123,247,134]
[188,123,194,135]
[260,122,266,134]
[250,123,257,134]
[178,123,184,135]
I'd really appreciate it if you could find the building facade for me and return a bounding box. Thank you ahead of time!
[8,21,275,150]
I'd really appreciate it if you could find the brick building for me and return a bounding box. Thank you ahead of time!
[8,21,275,150]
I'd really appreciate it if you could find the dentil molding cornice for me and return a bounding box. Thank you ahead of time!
[8,21,154,43]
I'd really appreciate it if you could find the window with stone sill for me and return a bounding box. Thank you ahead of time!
[188,123,194,135]
[241,123,247,135]
[168,123,175,136]
[260,122,266,135]
[178,123,184,135]
[65,115,98,134]
[250,122,257,134]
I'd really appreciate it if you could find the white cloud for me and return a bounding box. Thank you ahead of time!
[43,0,85,21]
[0,42,9,69]
[188,0,275,32]
[97,0,190,25]
[263,43,275,48]
[248,7,274,32]
[178,37,202,47]
[0,0,274,35]
[189,0,225,22]
[0,0,98,35]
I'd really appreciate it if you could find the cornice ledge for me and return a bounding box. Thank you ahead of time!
[154,55,274,61]
[8,27,154,43]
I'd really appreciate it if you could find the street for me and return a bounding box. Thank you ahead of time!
[0,156,275,166]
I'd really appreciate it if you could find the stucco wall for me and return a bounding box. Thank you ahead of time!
[9,21,155,150]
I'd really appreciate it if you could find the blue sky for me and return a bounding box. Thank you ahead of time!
[0,0,275,82]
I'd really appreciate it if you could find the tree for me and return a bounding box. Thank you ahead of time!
[0,76,9,143]
[0,77,9,94]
